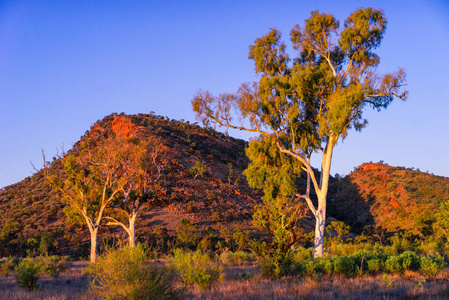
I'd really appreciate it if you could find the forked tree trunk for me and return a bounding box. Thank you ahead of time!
[105,210,138,248]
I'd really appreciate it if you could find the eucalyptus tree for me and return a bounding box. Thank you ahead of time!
[104,134,167,248]
[44,115,152,262]
[44,133,127,263]
[192,8,407,257]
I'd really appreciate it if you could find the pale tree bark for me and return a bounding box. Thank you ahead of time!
[105,209,139,248]
[83,196,113,263]
[128,213,136,248]
[89,227,98,264]
[84,214,99,264]
[278,135,336,257]
[312,135,336,257]
[313,205,326,258]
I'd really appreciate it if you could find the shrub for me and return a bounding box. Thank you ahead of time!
[39,255,71,279]
[420,255,445,276]
[211,210,224,222]
[89,244,183,299]
[171,249,222,290]
[197,235,216,252]
[291,247,313,262]
[257,253,293,279]
[176,219,200,249]
[15,259,41,290]
[303,258,333,277]
[189,162,206,179]
[417,240,444,257]
[333,256,356,276]
[399,251,420,271]
[389,234,410,255]
[0,258,15,276]
[385,256,404,274]
[219,251,256,266]
[367,258,384,274]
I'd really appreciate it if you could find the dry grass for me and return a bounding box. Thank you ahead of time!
[0,261,90,300]
[188,275,449,300]
[0,261,448,300]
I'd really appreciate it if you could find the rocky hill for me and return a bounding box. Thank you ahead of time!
[328,162,449,236]
[0,113,262,257]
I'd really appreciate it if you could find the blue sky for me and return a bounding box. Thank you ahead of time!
[0,0,448,188]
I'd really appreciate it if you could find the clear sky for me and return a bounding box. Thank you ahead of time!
[1,0,448,189]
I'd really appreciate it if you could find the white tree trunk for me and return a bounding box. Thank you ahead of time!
[312,135,336,258]
[128,213,136,248]
[90,227,98,263]
[313,196,326,258]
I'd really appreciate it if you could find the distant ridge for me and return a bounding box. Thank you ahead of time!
[328,162,449,235]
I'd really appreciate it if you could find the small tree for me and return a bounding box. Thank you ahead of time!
[193,8,407,257]
[245,135,308,254]
[104,134,167,248]
[226,163,234,184]
[44,116,140,263]
[190,162,206,179]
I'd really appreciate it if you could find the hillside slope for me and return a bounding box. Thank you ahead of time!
[328,163,449,235]
[0,113,262,257]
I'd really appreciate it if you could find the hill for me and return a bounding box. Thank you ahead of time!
[1,114,449,258]
[0,113,262,257]
[328,162,449,236]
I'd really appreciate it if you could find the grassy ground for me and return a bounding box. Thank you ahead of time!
[188,275,449,299]
[0,261,448,300]
[0,261,90,300]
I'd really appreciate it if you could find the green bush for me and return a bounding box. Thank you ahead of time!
[197,235,216,252]
[303,258,333,277]
[367,258,384,274]
[385,256,404,274]
[420,255,445,276]
[349,250,383,274]
[15,259,41,290]
[171,249,222,290]
[399,251,420,271]
[417,241,444,257]
[189,162,206,179]
[176,219,200,249]
[38,256,71,279]
[333,256,356,276]
[257,253,293,279]
[0,258,16,277]
[89,244,183,300]
[291,247,313,262]
[219,227,249,252]
[219,251,255,266]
